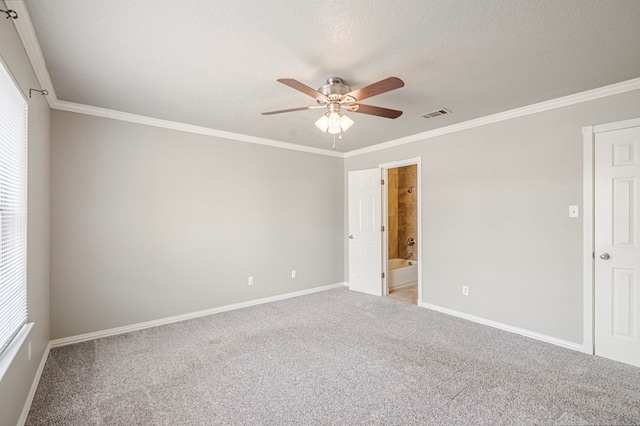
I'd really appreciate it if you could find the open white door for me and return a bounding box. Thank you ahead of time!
[348,168,382,296]
[594,125,640,368]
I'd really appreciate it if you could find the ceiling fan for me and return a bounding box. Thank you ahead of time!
[262,76,404,139]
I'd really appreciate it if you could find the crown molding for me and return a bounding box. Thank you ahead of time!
[344,77,640,158]
[6,0,57,108]
[7,1,342,158]
[9,0,640,160]
[52,100,344,157]
[53,75,640,160]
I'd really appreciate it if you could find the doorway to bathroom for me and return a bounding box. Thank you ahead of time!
[346,157,422,303]
[381,158,422,306]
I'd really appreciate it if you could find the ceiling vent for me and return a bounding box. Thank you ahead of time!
[421,108,451,119]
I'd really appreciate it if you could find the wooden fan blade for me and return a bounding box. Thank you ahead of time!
[262,105,323,115]
[277,78,324,98]
[351,103,403,119]
[346,77,404,102]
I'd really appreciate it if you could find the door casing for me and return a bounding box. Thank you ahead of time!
[379,157,423,305]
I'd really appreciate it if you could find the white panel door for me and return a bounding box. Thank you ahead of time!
[348,169,382,296]
[595,126,640,368]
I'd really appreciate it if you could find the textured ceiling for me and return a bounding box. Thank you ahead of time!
[23,0,640,152]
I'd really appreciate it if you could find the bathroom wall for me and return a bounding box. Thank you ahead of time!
[387,168,399,259]
[397,165,418,259]
[387,165,418,260]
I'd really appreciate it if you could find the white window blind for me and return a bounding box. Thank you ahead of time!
[0,58,28,357]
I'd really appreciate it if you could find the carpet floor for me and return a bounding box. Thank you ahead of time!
[27,288,640,425]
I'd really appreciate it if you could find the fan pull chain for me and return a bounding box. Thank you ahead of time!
[332,134,336,149]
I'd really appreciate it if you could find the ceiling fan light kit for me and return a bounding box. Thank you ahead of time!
[263,76,404,146]
[315,111,354,134]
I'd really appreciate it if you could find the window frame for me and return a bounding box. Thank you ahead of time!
[0,55,30,381]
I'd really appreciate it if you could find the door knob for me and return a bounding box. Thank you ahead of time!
[599,252,610,260]
[348,235,354,239]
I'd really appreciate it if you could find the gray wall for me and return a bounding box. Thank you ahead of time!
[346,89,640,344]
[0,13,51,426]
[50,111,344,339]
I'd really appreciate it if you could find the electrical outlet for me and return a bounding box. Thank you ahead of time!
[248,276,254,286]
[28,341,31,361]
[462,286,469,296]
[291,270,296,279]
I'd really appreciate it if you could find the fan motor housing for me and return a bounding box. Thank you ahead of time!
[319,77,351,100]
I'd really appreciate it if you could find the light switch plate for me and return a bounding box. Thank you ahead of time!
[569,205,579,218]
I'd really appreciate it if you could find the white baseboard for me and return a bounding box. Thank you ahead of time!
[18,341,51,426]
[50,282,346,348]
[420,302,585,353]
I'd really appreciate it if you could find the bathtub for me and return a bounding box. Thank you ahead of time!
[388,258,418,290]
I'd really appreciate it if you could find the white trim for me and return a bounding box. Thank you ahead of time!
[5,2,341,158]
[378,157,422,169]
[345,77,640,158]
[50,282,346,348]
[50,100,107,118]
[381,167,389,296]
[582,125,595,354]
[0,323,33,382]
[416,160,423,305]
[0,55,27,104]
[5,1,58,108]
[47,76,640,160]
[593,117,640,134]
[50,77,640,159]
[420,302,584,353]
[53,100,343,158]
[10,0,640,160]
[378,157,423,305]
[49,76,640,160]
[17,341,51,426]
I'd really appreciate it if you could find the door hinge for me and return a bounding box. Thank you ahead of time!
[381,179,385,185]
[381,225,385,232]
[381,272,385,279]
[592,252,595,259]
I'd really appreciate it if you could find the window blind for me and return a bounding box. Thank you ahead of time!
[0,59,28,357]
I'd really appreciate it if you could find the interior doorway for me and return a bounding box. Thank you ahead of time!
[347,157,422,304]
[381,158,422,306]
